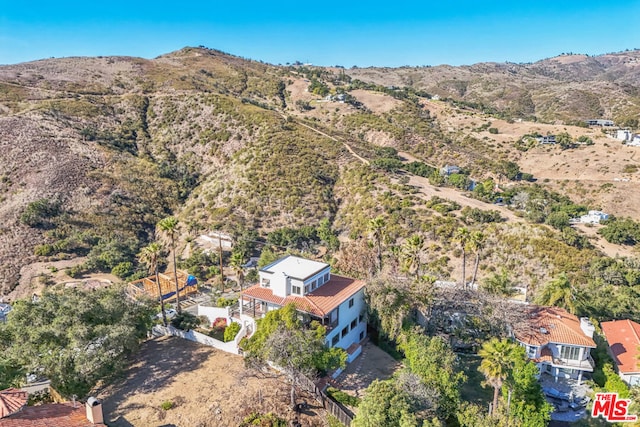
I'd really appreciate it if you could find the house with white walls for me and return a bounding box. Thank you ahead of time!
[514,306,596,383]
[240,255,367,362]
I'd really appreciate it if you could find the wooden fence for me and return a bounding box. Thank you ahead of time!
[296,375,354,426]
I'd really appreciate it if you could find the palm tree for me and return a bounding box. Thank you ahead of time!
[478,338,519,415]
[536,273,578,313]
[157,217,181,313]
[469,231,486,286]
[139,242,167,326]
[229,251,245,291]
[482,268,517,297]
[367,216,386,272]
[454,227,471,288]
[401,235,424,277]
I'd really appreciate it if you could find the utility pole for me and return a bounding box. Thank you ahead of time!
[218,236,224,292]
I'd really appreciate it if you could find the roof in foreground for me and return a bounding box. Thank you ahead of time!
[0,402,103,427]
[260,255,329,280]
[0,389,27,419]
[514,306,596,348]
[241,274,365,317]
[602,319,640,374]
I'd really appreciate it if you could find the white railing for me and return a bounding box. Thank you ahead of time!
[152,325,240,355]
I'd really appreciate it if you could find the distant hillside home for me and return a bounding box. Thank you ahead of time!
[586,119,615,127]
[627,135,640,147]
[514,306,596,383]
[601,319,640,386]
[440,165,461,176]
[0,303,10,323]
[240,255,366,362]
[616,129,632,141]
[579,210,609,224]
[536,135,556,144]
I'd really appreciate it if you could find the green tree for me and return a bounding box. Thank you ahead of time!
[352,379,419,427]
[368,216,386,272]
[2,286,152,398]
[535,273,578,314]
[244,304,346,407]
[478,338,520,415]
[139,242,167,326]
[599,217,640,245]
[401,235,425,277]
[545,211,570,230]
[229,251,245,290]
[556,132,574,149]
[482,269,517,297]
[454,227,472,287]
[157,216,181,313]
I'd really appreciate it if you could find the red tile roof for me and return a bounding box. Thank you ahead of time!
[601,319,640,374]
[535,346,554,363]
[514,306,596,348]
[241,275,365,317]
[0,402,103,427]
[0,389,27,419]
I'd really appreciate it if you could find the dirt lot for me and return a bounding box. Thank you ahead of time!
[99,337,327,427]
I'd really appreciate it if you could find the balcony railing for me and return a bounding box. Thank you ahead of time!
[552,354,595,371]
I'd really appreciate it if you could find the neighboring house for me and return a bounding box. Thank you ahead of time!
[0,391,105,427]
[536,135,556,145]
[579,210,610,224]
[240,255,367,361]
[616,129,632,141]
[627,135,640,147]
[514,306,596,383]
[440,165,461,176]
[586,119,615,127]
[128,270,198,303]
[601,319,640,386]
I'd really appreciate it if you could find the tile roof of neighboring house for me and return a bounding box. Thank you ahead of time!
[0,402,103,427]
[514,306,596,348]
[601,319,640,374]
[241,275,366,317]
[0,389,27,419]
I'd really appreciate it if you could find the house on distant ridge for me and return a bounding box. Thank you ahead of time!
[536,135,556,145]
[440,165,461,176]
[514,306,596,383]
[579,210,609,224]
[240,255,367,362]
[601,319,640,386]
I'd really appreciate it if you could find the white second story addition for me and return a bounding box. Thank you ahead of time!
[259,255,331,298]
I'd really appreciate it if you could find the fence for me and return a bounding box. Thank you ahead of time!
[296,375,353,426]
[152,325,240,355]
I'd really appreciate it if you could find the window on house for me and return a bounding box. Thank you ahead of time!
[324,273,330,283]
[348,298,354,308]
[351,318,357,330]
[560,346,581,361]
[304,284,310,294]
[527,346,537,358]
[331,334,339,346]
[311,280,317,290]
[292,285,301,295]
[359,331,365,341]
[341,327,349,338]
[359,313,364,323]
[262,279,270,288]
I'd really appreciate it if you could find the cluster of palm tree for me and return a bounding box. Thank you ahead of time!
[453,227,486,288]
[138,216,181,326]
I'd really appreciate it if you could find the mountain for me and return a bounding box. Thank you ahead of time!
[1,47,639,300]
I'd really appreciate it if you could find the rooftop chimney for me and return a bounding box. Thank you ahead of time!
[85,397,104,424]
[580,317,595,338]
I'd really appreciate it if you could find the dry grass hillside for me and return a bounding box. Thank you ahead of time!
[1,46,639,299]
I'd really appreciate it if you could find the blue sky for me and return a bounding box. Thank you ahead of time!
[1,1,639,67]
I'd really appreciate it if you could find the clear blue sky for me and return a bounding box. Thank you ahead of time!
[1,1,639,67]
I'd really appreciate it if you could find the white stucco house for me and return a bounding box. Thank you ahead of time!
[601,319,640,386]
[579,210,609,224]
[240,255,367,362]
[514,306,596,383]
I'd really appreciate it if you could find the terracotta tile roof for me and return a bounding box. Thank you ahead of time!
[0,389,27,419]
[0,402,102,427]
[602,319,640,374]
[514,306,596,348]
[242,275,365,317]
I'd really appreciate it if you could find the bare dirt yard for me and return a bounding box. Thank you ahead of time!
[99,336,328,427]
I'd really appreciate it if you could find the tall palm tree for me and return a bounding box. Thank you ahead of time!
[454,227,472,288]
[367,216,386,272]
[401,235,425,277]
[229,251,245,291]
[478,338,519,415]
[469,231,486,286]
[536,273,578,313]
[139,242,167,326]
[157,216,181,313]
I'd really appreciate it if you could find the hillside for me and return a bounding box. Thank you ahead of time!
[1,47,639,311]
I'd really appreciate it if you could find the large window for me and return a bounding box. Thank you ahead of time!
[262,278,270,288]
[351,318,357,330]
[560,346,581,361]
[527,346,537,358]
[292,285,301,295]
[341,327,349,338]
[348,298,354,308]
[332,334,339,346]
[324,273,330,283]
